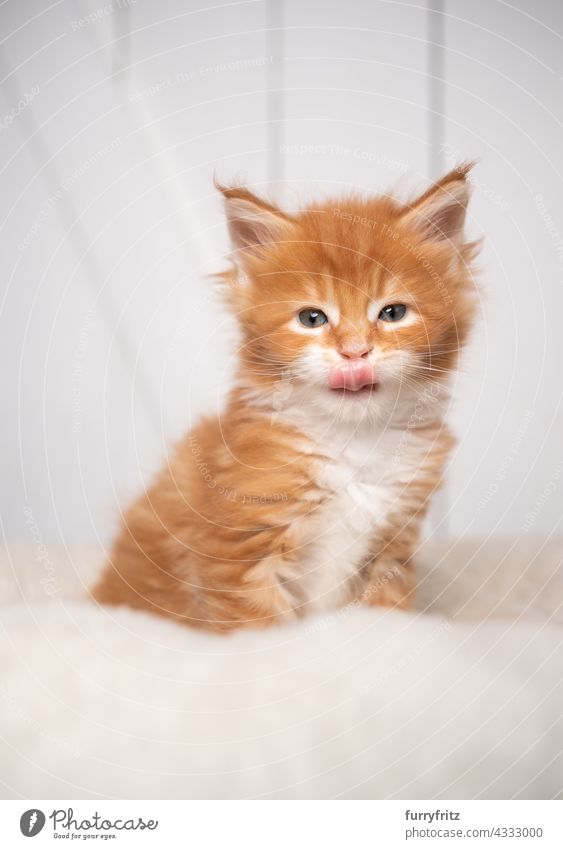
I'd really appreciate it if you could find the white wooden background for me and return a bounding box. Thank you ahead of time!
[1,0,562,547]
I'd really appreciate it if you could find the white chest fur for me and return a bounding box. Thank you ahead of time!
[284,419,432,614]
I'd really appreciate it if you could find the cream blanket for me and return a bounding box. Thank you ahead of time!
[1,537,562,798]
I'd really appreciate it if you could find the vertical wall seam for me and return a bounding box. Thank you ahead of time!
[266,0,284,188]
[427,0,450,535]
[427,0,446,179]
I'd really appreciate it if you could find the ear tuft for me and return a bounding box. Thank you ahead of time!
[402,162,474,243]
[216,182,293,256]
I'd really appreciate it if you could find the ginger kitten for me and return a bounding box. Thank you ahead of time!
[93,165,478,632]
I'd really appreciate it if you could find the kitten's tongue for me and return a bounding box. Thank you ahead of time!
[329,359,379,392]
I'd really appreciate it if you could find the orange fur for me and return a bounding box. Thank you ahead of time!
[93,166,479,631]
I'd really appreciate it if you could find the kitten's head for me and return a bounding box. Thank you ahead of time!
[218,166,479,424]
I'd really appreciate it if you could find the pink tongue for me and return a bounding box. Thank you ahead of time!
[329,359,379,391]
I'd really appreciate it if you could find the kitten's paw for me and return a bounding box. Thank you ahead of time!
[360,559,414,610]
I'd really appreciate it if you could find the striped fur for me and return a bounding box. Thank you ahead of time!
[93,166,479,631]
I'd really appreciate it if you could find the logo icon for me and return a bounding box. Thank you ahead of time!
[19,810,46,837]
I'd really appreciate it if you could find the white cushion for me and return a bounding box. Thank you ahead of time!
[1,537,562,799]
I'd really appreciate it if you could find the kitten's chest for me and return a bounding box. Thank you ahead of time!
[291,428,420,612]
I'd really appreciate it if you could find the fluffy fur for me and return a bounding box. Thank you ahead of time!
[93,165,479,631]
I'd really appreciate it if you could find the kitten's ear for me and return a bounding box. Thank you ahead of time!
[217,183,293,256]
[402,163,473,243]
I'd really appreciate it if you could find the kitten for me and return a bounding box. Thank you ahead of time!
[93,165,479,632]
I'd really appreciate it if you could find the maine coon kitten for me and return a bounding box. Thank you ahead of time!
[93,165,478,632]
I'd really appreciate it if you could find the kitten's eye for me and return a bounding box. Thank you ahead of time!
[298,308,328,328]
[378,304,407,322]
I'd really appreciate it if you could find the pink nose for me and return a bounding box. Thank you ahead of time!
[339,347,372,359]
[329,358,379,392]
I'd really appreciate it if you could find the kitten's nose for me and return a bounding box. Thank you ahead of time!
[339,347,372,359]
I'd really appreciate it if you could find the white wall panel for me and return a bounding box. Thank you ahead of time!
[443,0,563,538]
[279,0,429,201]
[1,0,562,547]
[0,0,270,545]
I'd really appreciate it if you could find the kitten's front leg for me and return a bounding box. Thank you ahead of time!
[359,552,415,610]
[358,426,454,611]
[357,488,437,611]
